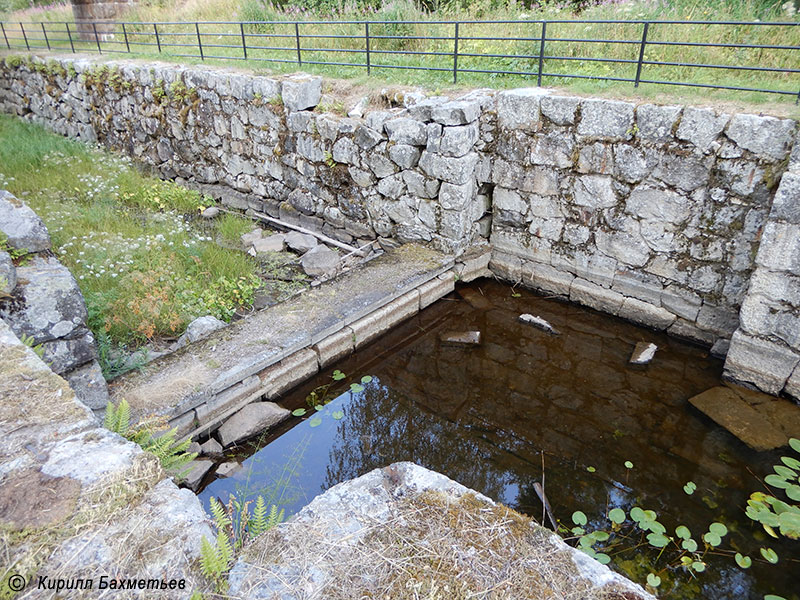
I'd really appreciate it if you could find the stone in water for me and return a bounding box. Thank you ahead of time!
[519,314,560,335]
[439,331,481,346]
[630,342,657,365]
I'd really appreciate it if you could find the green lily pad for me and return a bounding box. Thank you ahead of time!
[735,553,752,569]
[608,508,626,524]
[309,416,322,428]
[291,408,307,417]
[572,511,587,526]
[646,573,661,588]
[760,547,779,564]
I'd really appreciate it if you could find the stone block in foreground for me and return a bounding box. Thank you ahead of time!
[229,462,654,600]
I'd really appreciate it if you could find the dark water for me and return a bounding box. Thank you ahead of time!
[198,280,799,599]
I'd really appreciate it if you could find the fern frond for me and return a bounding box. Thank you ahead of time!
[209,497,232,531]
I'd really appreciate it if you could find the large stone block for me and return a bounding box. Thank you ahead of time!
[626,185,691,224]
[726,113,796,161]
[675,107,729,152]
[496,88,548,130]
[539,95,580,125]
[577,99,634,140]
[569,278,625,315]
[571,175,617,209]
[281,75,322,112]
[384,118,427,145]
[418,151,478,185]
[438,180,475,211]
[756,222,800,275]
[522,261,574,296]
[770,172,800,224]
[217,402,290,447]
[618,297,676,330]
[314,327,355,368]
[432,100,481,125]
[0,192,51,253]
[724,330,799,394]
[635,104,681,143]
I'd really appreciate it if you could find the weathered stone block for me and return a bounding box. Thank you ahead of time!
[724,330,800,394]
[438,123,480,157]
[384,118,427,145]
[353,124,384,149]
[496,88,548,130]
[756,222,800,275]
[218,402,290,447]
[530,131,574,168]
[540,95,580,125]
[569,278,625,315]
[577,99,634,140]
[660,285,702,322]
[696,303,739,337]
[439,180,475,211]
[522,261,574,296]
[281,75,321,112]
[432,100,481,126]
[635,104,681,143]
[418,151,478,185]
[626,185,691,224]
[618,297,676,330]
[668,318,716,346]
[770,172,800,224]
[675,107,729,152]
[612,269,663,306]
[489,250,523,282]
[0,192,51,252]
[571,175,617,209]
[260,348,319,398]
[726,113,796,161]
[388,144,421,168]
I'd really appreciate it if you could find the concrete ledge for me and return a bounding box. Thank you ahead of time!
[570,278,625,315]
[419,272,455,309]
[351,290,420,350]
[260,348,320,399]
[314,327,356,369]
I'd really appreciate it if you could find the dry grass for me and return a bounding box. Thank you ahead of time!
[240,490,644,600]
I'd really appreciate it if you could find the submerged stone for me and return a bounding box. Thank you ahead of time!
[519,313,560,335]
[439,330,481,346]
[183,459,214,492]
[218,402,290,447]
[629,342,658,365]
[688,385,796,451]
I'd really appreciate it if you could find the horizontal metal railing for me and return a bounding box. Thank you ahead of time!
[0,18,797,100]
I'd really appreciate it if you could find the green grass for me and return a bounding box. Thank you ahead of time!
[217,213,256,244]
[1,0,798,108]
[0,114,262,353]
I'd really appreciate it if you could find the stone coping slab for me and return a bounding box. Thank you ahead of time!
[229,462,654,600]
[111,244,453,424]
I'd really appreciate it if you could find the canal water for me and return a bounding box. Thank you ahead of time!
[198,279,799,599]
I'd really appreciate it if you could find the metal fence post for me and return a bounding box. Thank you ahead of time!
[154,23,161,53]
[196,22,204,60]
[41,22,50,51]
[122,23,130,53]
[365,22,370,75]
[92,22,101,53]
[66,21,75,53]
[1,23,9,49]
[537,21,546,87]
[295,22,302,66]
[634,21,649,88]
[240,22,247,60]
[20,22,29,50]
[453,21,459,84]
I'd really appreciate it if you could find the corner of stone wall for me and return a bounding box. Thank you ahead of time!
[724,130,800,398]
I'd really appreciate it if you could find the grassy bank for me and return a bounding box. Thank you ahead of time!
[1,0,798,105]
[0,115,264,369]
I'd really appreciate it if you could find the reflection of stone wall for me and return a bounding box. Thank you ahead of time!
[1,55,799,396]
[71,0,136,41]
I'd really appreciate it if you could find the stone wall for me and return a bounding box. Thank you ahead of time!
[0,190,108,410]
[1,55,799,397]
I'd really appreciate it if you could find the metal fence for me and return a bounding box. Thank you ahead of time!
[1,18,798,100]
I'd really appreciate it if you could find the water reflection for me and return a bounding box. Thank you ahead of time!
[199,280,798,600]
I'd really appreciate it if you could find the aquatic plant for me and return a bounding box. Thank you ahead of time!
[745,438,800,541]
